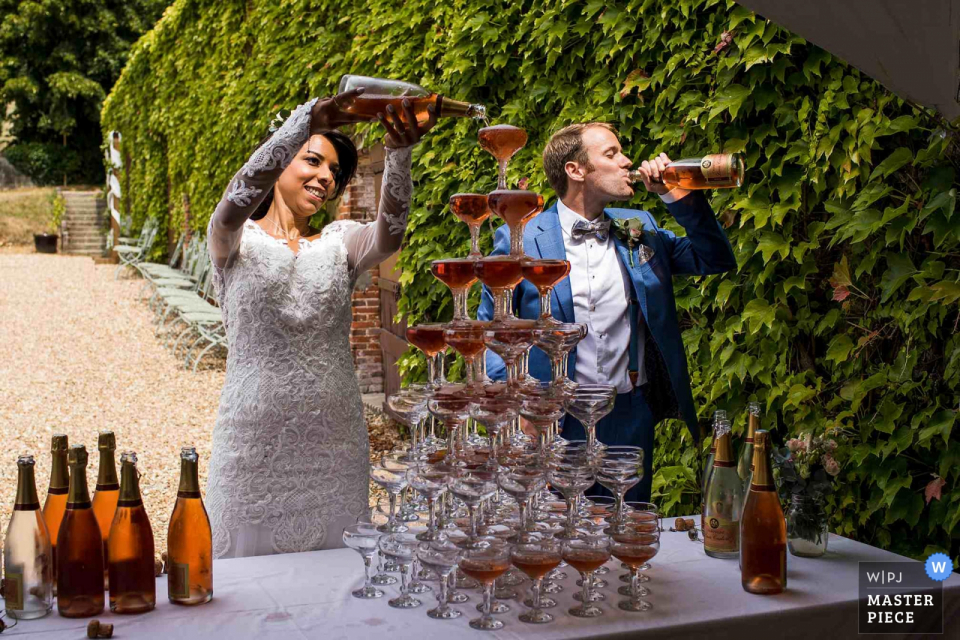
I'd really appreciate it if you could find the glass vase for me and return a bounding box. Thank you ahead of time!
[786,495,828,558]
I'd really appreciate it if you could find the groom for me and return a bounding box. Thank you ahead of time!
[478,123,737,502]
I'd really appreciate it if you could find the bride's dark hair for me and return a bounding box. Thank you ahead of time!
[249,129,359,221]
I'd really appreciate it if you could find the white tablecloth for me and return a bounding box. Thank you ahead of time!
[6,522,958,639]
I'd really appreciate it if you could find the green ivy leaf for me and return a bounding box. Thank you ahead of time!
[880,254,917,302]
[868,147,913,181]
[826,334,855,364]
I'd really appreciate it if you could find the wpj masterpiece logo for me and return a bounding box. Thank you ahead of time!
[858,558,947,634]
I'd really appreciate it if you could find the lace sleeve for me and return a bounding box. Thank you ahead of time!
[207,98,318,268]
[343,146,413,274]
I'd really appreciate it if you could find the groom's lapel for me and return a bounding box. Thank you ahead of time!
[606,209,648,319]
[534,204,573,323]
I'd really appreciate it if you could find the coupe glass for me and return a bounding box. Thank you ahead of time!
[478,124,527,190]
[417,542,463,619]
[431,258,479,325]
[370,463,408,533]
[386,385,431,463]
[405,464,450,542]
[597,447,644,533]
[405,323,448,389]
[342,524,384,599]
[356,512,397,585]
[448,469,498,548]
[511,538,563,624]
[486,189,544,256]
[611,530,660,611]
[565,385,617,452]
[519,394,565,459]
[450,193,491,257]
[619,501,660,583]
[444,322,490,393]
[483,321,537,396]
[428,384,472,462]
[459,541,513,631]
[534,323,586,394]
[378,533,422,609]
[563,535,612,618]
[474,256,524,324]
[469,395,518,471]
[548,469,595,540]
[497,466,546,543]
[521,259,570,327]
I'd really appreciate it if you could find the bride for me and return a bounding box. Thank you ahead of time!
[204,90,436,558]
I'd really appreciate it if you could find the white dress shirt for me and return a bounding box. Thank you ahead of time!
[557,189,689,394]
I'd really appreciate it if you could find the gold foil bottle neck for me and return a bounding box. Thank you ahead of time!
[98,431,116,451]
[118,451,142,504]
[714,430,735,465]
[68,444,88,468]
[51,434,69,452]
[751,430,775,489]
[15,455,40,508]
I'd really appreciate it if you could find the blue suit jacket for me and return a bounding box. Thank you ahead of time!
[477,191,737,442]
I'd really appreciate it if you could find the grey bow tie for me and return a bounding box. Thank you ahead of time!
[571,218,611,242]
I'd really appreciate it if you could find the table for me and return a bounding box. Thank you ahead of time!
[6,523,959,639]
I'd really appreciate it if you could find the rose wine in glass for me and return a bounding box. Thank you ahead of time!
[431,258,479,324]
[486,190,544,256]
[478,125,528,189]
[444,322,489,391]
[522,259,570,326]
[483,320,537,396]
[459,543,512,631]
[474,256,524,324]
[406,323,447,389]
[450,194,490,257]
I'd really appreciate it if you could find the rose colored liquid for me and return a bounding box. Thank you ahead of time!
[450,194,491,225]
[474,256,523,289]
[478,125,528,162]
[445,330,486,359]
[486,321,537,346]
[522,259,570,289]
[459,558,511,585]
[563,549,610,574]
[432,258,479,289]
[612,548,656,569]
[487,190,544,227]
[406,325,447,357]
[512,554,562,580]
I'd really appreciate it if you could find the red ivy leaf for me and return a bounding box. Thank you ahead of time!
[518,177,530,190]
[832,286,851,302]
[925,477,946,504]
[619,69,650,99]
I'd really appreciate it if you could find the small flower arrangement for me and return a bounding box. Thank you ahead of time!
[609,217,646,266]
[773,432,842,500]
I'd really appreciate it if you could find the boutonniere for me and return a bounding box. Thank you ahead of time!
[609,217,646,267]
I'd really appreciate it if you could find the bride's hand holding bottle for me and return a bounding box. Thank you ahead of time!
[310,88,437,149]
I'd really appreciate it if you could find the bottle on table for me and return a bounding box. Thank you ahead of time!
[167,446,213,605]
[41,434,70,595]
[703,423,743,559]
[3,455,54,619]
[108,451,156,614]
[57,445,105,617]
[700,410,726,534]
[738,403,761,495]
[91,431,119,590]
[740,430,787,594]
[337,75,486,124]
[629,153,744,189]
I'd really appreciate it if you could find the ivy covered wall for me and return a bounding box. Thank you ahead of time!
[102,0,959,567]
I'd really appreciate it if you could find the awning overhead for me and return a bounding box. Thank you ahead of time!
[737,0,960,121]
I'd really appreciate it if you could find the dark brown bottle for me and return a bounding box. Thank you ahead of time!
[167,447,213,605]
[57,445,105,617]
[108,451,156,613]
[740,430,787,594]
[91,431,119,590]
[42,434,69,595]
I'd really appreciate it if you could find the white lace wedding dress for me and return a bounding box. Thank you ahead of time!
[204,99,412,558]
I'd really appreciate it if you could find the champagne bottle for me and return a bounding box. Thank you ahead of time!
[108,451,155,613]
[740,431,787,594]
[700,410,726,534]
[57,445,105,617]
[91,431,119,590]
[3,455,54,619]
[167,447,213,605]
[41,434,69,594]
[703,425,743,558]
[738,403,761,495]
[338,74,486,124]
[629,153,744,189]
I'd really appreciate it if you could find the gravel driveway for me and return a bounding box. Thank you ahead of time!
[0,249,400,558]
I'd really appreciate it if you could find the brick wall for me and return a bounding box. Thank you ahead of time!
[337,150,384,394]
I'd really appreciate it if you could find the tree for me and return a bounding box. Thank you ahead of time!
[0,0,169,185]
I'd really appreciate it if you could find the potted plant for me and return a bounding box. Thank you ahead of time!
[773,431,844,558]
[34,190,64,253]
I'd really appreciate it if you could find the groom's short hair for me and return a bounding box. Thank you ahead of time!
[543,123,618,198]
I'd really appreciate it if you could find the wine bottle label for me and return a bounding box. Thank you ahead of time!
[169,561,190,599]
[700,154,733,184]
[704,516,739,552]
[3,570,24,610]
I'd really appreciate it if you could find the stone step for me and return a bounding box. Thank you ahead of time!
[64,240,104,248]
